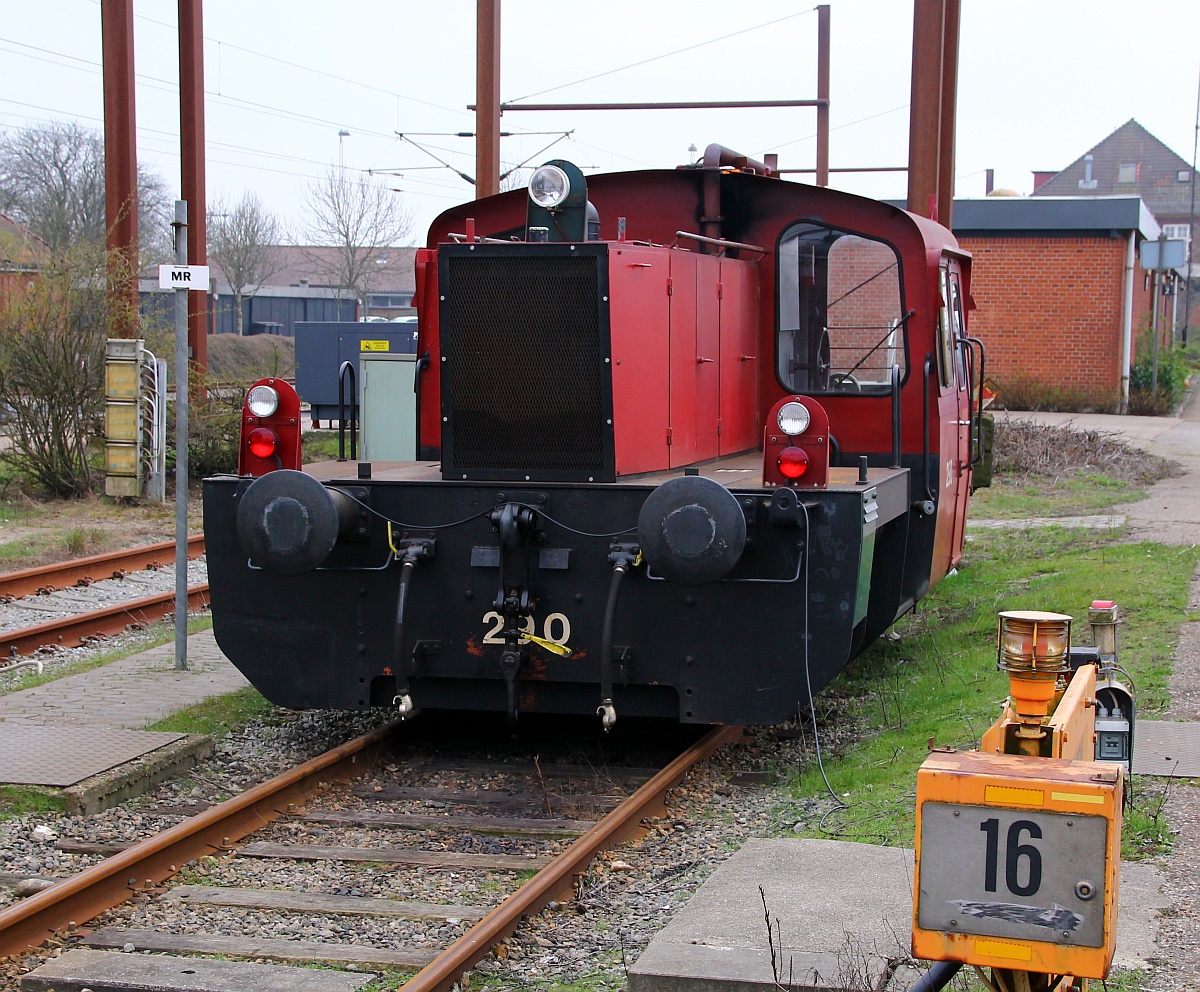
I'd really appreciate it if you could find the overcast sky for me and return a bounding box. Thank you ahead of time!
[2,0,1198,244]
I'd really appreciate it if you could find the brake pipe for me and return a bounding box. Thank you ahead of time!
[598,549,638,730]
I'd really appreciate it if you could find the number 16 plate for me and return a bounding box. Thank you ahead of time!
[918,803,1106,947]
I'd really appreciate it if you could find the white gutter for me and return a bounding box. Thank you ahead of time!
[1120,231,1136,412]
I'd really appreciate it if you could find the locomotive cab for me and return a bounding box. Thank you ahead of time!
[205,148,981,728]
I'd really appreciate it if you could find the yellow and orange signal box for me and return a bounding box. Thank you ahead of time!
[913,748,1122,980]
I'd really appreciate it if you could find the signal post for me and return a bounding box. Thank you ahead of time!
[913,605,1133,991]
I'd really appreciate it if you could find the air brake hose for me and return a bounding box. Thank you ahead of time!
[908,961,962,992]
[597,562,628,731]
[392,556,417,718]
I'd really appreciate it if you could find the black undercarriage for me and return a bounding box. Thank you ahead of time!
[203,464,926,726]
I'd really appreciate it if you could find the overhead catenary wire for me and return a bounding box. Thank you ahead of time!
[507,7,818,104]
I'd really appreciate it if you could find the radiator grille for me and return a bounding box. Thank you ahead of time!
[444,252,610,478]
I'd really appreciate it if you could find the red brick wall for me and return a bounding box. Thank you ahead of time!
[0,269,38,307]
[958,235,1153,407]
[826,236,902,381]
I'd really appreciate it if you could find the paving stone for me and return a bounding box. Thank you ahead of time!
[1133,719,1200,778]
[0,725,185,786]
[0,629,249,730]
[628,839,1167,992]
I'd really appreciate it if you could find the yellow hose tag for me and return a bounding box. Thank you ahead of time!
[527,634,572,657]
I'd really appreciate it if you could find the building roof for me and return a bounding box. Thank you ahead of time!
[248,245,416,295]
[950,194,1159,239]
[884,195,1160,240]
[0,210,48,270]
[1030,119,1193,217]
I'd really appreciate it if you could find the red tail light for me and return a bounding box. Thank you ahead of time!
[248,427,279,460]
[238,377,302,476]
[762,395,830,489]
[777,446,809,479]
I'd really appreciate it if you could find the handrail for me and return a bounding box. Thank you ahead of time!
[674,231,768,254]
[967,336,987,465]
[923,356,936,501]
[337,360,358,461]
[890,363,901,469]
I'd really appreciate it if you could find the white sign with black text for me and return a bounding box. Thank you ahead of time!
[158,265,211,291]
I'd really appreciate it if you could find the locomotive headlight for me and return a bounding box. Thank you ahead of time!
[776,400,811,436]
[247,384,280,418]
[529,165,571,209]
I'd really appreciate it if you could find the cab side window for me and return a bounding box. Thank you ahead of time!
[777,222,905,395]
[936,267,956,390]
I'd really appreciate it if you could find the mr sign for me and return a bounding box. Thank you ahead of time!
[158,265,211,291]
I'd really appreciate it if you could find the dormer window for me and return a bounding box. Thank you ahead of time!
[1117,163,1138,184]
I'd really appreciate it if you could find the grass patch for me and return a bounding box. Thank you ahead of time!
[63,525,107,556]
[1122,777,1177,860]
[970,419,1181,520]
[0,785,66,822]
[301,430,343,464]
[357,971,420,992]
[780,529,1200,849]
[0,531,56,562]
[145,685,278,738]
[1,616,213,697]
[971,474,1142,519]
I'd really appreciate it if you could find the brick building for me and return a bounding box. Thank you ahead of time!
[0,210,45,304]
[951,196,1157,411]
[1031,119,1196,340]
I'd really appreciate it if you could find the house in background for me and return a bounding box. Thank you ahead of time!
[0,210,46,304]
[950,196,1157,411]
[1031,119,1195,336]
[244,246,417,323]
[139,245,417,337]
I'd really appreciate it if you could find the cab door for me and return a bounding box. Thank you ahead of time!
[943,258,972,566]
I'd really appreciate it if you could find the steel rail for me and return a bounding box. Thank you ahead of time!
[0,584,210,659]
[399,722,744,992]
[0,536,206,602]
[0,721,399,958]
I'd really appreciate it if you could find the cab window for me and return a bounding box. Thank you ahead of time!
[777,222,905,395]
[937,268,955,389]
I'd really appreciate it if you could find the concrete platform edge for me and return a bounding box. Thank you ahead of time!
[62,734,214,815]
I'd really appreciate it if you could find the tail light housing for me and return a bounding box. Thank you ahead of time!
[238,377,302,476]
[762,395,829,489]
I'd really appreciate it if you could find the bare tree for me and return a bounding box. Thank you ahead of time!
[499,167,528,193]
[300,167,413,309]
[208,193,282,335]
[0,121,170,263]
[0,243,139,496]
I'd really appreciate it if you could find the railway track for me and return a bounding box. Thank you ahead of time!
[0,537,207,663]
[1,718,742,990]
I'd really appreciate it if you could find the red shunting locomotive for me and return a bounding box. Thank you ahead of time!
[203,144,987,728]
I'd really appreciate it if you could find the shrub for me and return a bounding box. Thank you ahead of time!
[166,370,248,479]
[0,246,138,497]
[991,373,1120,414]
[1128,349,1189,415]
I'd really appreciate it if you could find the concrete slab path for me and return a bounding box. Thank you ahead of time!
[629,839,1167,992]
[0,629,248,730]
[995,387,1200,546]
